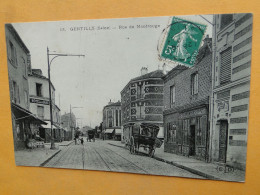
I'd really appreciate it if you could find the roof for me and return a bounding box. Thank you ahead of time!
[28,71,56,90]
[162,65,188,81]
[5,24,30,54]
[121,69,165,94]
[131,69,164,82]
[104,101,121,108]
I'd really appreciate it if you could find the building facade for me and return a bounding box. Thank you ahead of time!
[6,24,46,150]
[163,38,212,161]
[210,13,252,170]
[28,69,63,142]
[102,101,122,140]
[61,112,76,141]
[121,68,165,143]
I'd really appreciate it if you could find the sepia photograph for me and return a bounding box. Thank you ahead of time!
[5,13,252,182]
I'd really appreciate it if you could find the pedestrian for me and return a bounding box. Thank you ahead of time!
[74,137,77,145]
[80,138,84,145]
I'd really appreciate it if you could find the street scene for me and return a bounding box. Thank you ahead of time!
[6,13,252,182]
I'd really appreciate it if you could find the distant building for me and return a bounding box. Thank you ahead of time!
[28,69,63,142]
[6,24,46,150]
[102,100,121,140]
[210,13,252,170]
[61,112,76,141]
[163,37,212,161]
[121,67,165,143]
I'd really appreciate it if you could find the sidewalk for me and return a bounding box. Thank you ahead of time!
[106,140,245,182]
[15,140,73,167]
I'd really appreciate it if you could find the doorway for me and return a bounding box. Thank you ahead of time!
[219,120,228,163]
[189,125,196,156]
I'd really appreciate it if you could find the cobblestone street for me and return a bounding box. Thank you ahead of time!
[44,139,204,179]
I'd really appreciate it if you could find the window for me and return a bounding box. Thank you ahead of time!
[22,57,27,77]
[137,102,144,119]
[137,83,144,99]
[220,47,232,84]
[24,90,28,107]
[170,85,175,106]
[37,106,44,120]
[116,110,118,126]
[167,123,177,143]
[9,41,17,65]
[12,81,17,103]
[36,83,43,97]
[108,110,112,127]
[220,14,233,30]
[191,73,198,95]
[12,81,20,104]
[119,110,121,126]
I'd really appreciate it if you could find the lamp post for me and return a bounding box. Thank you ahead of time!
[47,47,85,149]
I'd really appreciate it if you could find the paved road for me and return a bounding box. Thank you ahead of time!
[44,139,203,178]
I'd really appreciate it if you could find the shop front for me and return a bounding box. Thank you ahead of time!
[164,105,209,161]
[11,103,47,150]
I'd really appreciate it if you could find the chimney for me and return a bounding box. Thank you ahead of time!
[162,63,167,74]
[141,67,148,75]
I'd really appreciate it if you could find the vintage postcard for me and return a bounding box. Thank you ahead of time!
[5,13,252,182]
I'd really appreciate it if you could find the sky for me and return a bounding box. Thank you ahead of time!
[13,14,212,128]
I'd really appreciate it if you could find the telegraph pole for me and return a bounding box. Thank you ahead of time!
[47,47,85,149]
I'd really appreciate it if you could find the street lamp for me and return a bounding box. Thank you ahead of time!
[47,47,85,149]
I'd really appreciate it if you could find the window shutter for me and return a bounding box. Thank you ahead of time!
[7,40,11,61]
[9,79,14,101]
[220,47,232,84]
[17,85,20,104]
[200,115,207,146]
[14,47,17,66]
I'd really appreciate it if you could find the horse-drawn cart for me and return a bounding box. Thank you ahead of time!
[87,129,95,142]
[124,123,163,157]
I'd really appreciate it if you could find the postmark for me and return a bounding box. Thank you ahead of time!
[160,17,207,67]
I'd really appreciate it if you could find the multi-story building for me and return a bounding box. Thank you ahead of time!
[6,24,46,150]
[210,13,252,170]
[163,37,212,161]
[102,100,122,140]
[61,112,76,141]
[28,69,63,142]
[121,67,165,142]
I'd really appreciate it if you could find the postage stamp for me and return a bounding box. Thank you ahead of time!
[161,17,207,67]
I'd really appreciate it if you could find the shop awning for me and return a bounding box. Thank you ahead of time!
[41,121,57,129]
[115,129,122,135]
[105,129,114,134]
[11,103,47,125]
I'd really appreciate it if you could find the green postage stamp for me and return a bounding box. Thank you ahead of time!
[161,17,207,67]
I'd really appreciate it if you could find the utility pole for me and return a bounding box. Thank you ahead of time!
[47,47,85,149]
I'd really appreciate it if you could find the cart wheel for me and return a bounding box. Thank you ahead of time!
[148,149,155,158]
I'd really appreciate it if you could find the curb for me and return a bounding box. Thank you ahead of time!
[108,143,221,180]
[39,149,61,167]
[40,141,74,167]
